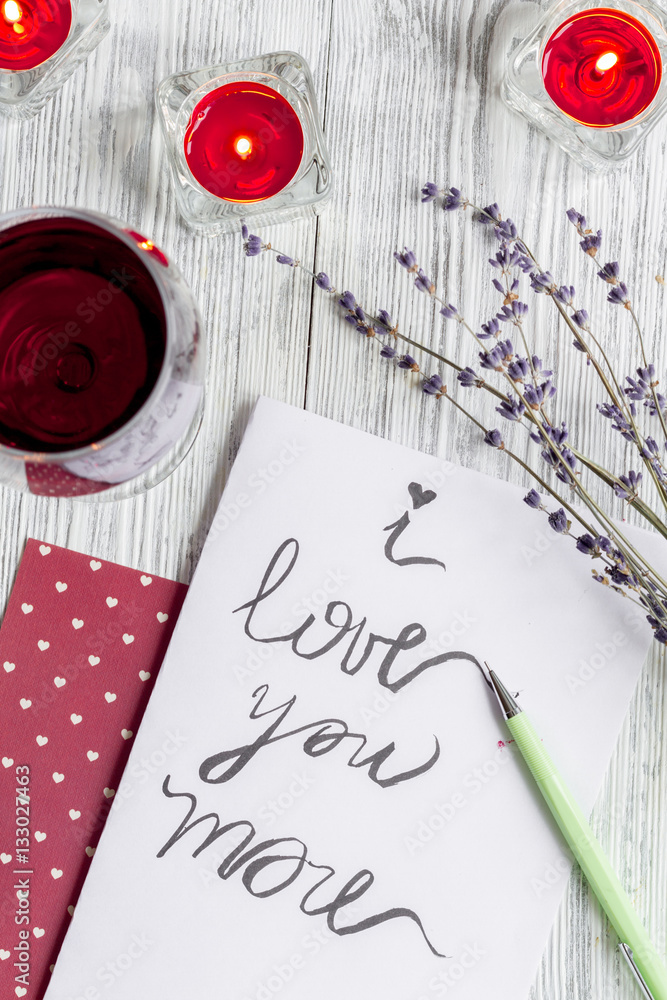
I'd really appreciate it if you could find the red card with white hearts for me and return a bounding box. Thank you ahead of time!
[0,540,188,1000]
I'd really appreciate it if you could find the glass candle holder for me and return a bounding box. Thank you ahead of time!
[0,208,205,501]
[503,0,667,170]
[0,0,109,120]
[157,51,333,235]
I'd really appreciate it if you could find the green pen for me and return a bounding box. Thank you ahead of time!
[488,669,667,1000]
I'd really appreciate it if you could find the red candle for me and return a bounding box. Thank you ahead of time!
[542,7,662,127]
[0,0,72,71]
[184,80,305,202]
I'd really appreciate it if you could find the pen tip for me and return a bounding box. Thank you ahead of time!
[488,668,522,720]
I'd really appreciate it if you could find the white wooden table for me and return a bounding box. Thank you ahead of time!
[1,1,666,997]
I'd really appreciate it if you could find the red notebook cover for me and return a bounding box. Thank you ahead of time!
[0,540,188,1000]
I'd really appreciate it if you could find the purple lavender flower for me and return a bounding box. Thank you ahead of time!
[607,282,630,306]
[496,394,525,422]
[524,381,556,408]
[394,248,418,271]
[277,255,295,266]
[597,261,620,284]
[548,508,569,533]
[580,230,602,257]
[380,344,397,359]
[480,339,513,372]
[377,309,393,329]
[443,187,464,211]
[479,203,501,224]
[415,269,435,294]
[507,356,531,381]
[576,533,597,555]
[530,271,555,294]
[497,301,528,324]
[457,366,482,388]
[566,209,587,234]
[484,428,503,448]
[572,309,590,329]
[245,234,263,257]
[479,317,500,340]
[523,489,542,509]
[544,422,569,446]
[495,219,517,242]
[517,255,533,274]
[491,278,505,295]
[597,403,635,443]
[614,470,642,500]
[625,369,655,402]
[553,285,575,306]
[241,224,249,240]
[421,182,440,203]
[440,303,459,320]
[316,272,333,291]
[398,354,419,371]
[422,374,444,396]
[339,290,356,310]
[532,356,553,378]
[643,437,660,458]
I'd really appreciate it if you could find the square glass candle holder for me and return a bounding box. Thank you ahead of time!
[157,51,333,235]
[503,0,667,170]
[0,0,109,120]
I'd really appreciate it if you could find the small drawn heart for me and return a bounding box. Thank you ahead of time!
[103,787,115,798]
[104,692,116,703]
[88,655,100,666]
[33,927,45,938]
[51,868,63,880]
[16,987,26,997]
[2,757,13,768]
[52,772,64,784]
[72,618,84,630]
[121,729,133,740]
[1,853,12,864]
[85,846,95,858]
[106,596,119,608]
[39,544,51,556]
[34,831,46,842]
[90,560,102,572]
[122,633,134,645]
[54,676,66,688]
[0,949,9,960]
[20,698,32,710]
[140,575,152,586]
[157,612,169,623]
[21,603,33,615]
[3,661,15,673]
[87,751,99,762]
[408,482,437,509]
[36,735,48,747]
[38,640,49,652]
[70,713,82,725]
[55,581,68,593]
[139,670,151,682]
[68,809,80,820]
[67,905,75,917]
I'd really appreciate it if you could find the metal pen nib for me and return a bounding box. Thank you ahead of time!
[488,668,522,720]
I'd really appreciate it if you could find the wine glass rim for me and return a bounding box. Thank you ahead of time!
[0,205,178,464]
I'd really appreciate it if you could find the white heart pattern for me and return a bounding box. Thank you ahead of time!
[69,809,80,820]
[122,633,134,645]
[157,612,169,623]
[88,655,100,666]
[21,603,33,615]
[90,560,102,571]
[121,729,133,740]
[0,949,9,959]
[20,698,31,710]
[2,757,13,768]
[139,670,151,681]
[36,735,48,746]
[1,853,12,864]
[16,987,27,997]
[56,581,68,592]
[106,596,119,608]
[3,661,15,672]
[85,846,96,857]
[37,640,49,652]
[51,868,63,880]
[104,692,116,703]
[72,618,84,630]
[54,676,66,688]
[70,713,82,725]
[52,772,64,783]
[103,787,115,798]
[33,927,45,938]
[140,575,152,586]
[39,545,51,556]
[87,751,99,761]
[34,831,46,842]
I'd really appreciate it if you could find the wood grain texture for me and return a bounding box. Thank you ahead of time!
[1,0,666,996]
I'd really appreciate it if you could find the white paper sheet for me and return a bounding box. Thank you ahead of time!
[45,397,660,1000]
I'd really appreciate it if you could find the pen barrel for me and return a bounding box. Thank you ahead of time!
[507,713,667,1000]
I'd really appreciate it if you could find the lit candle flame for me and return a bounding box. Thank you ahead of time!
[2,1,22,23]
[595,51,618,73]
[235,136,253,158]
